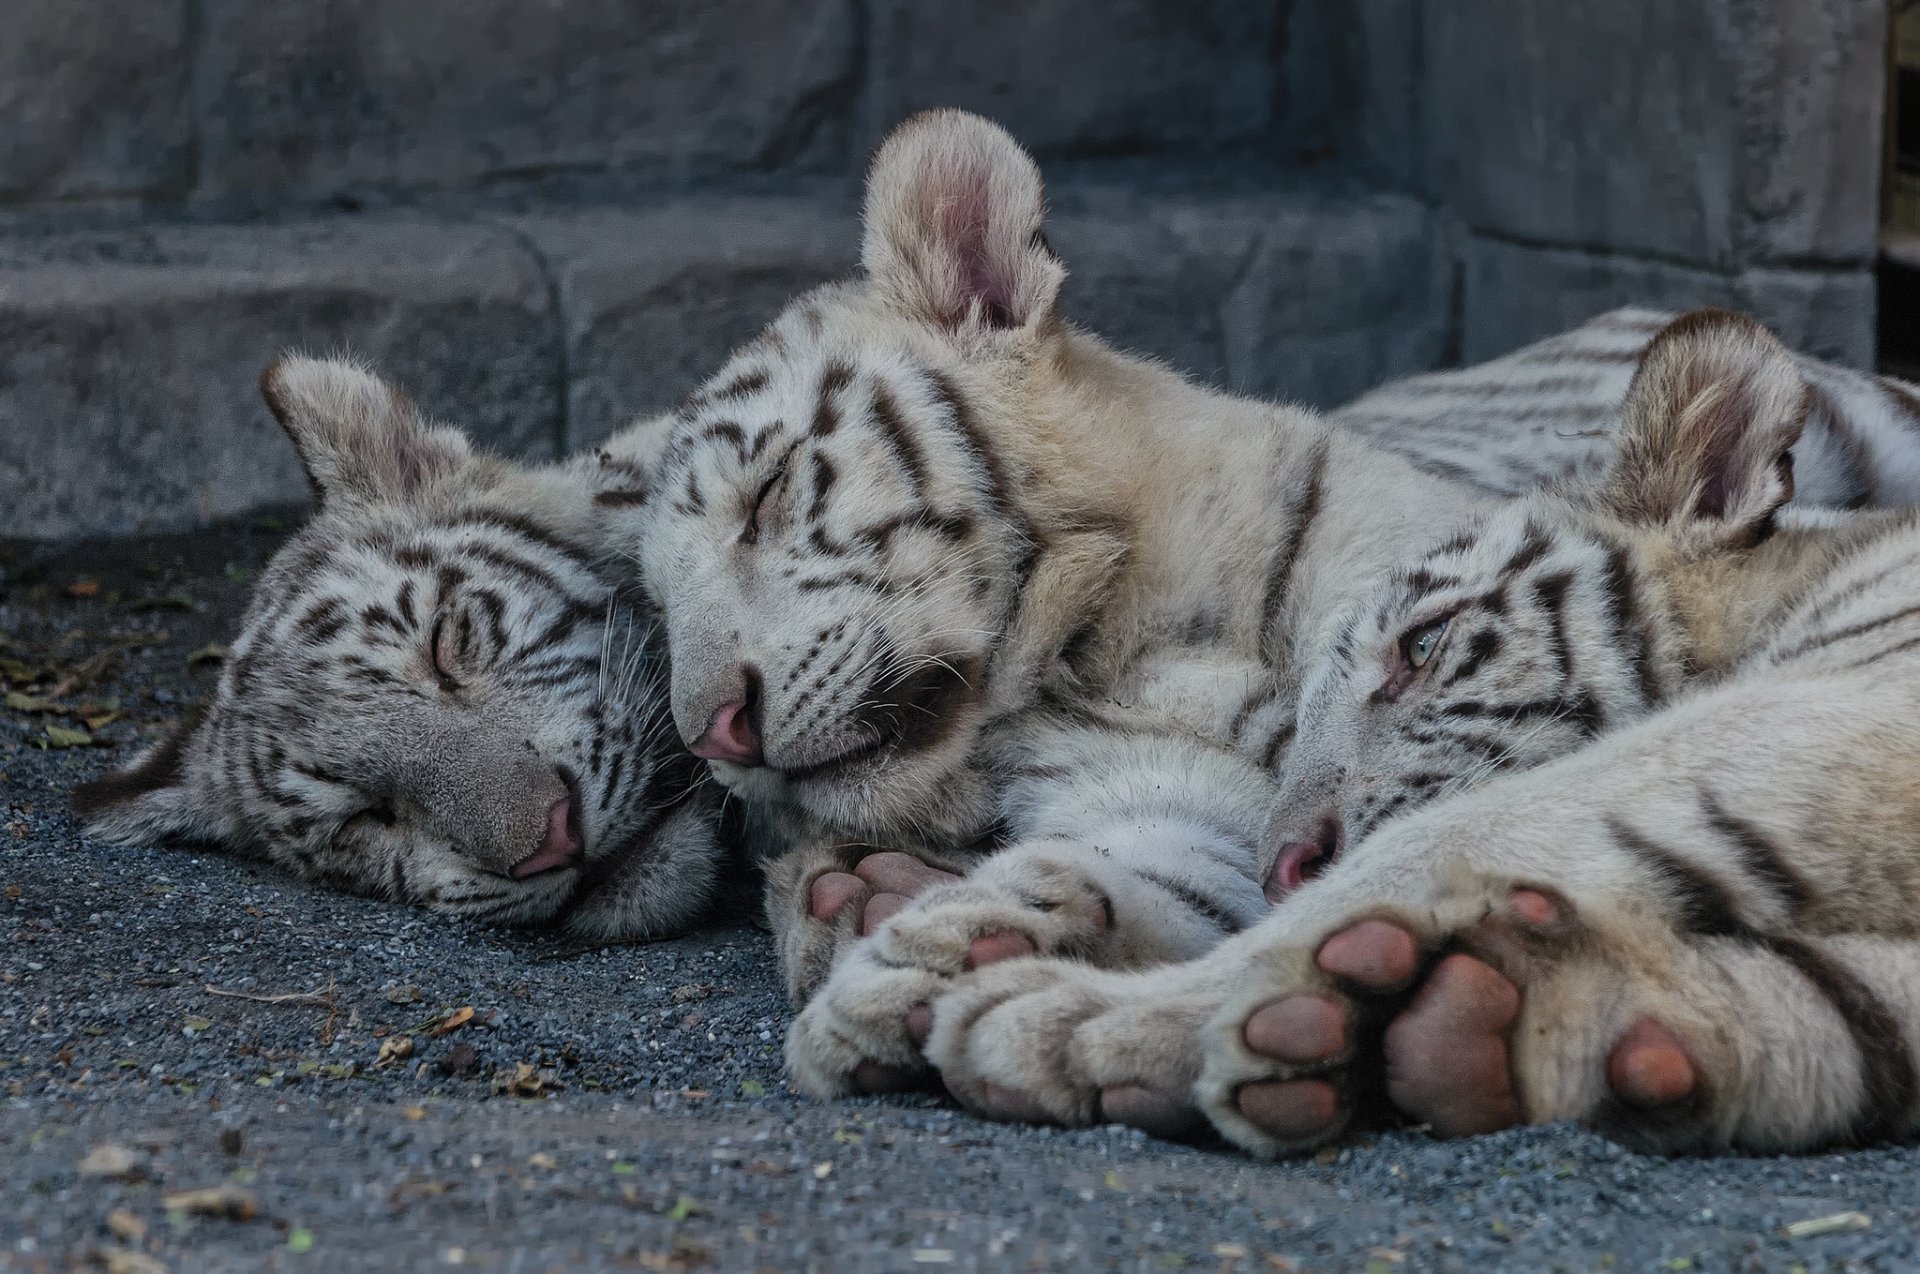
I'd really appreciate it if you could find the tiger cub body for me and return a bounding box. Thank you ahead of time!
[893,309,1920,1156]
[76,357,721,943]
[591,109,1920,1100]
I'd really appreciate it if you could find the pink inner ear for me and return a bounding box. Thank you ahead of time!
[1692,383,1748,519]
[936,171,1015,328]
[393,436,431,494]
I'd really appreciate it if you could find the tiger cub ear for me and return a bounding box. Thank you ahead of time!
[861,109,1066,337]
[70,714,234,850]
[1598,308,1806,543]
[260,355,472,508]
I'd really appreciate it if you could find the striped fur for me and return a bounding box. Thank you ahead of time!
[904,311,1920,1156]
[593,114,1920,1102]
[75,357,720,944]
[1330,305,1920,509]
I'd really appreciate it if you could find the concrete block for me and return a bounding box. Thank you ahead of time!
[1273,0,1421,180]
[0,216,557,539]
[865,0,1275,158]
[196,0,858,200]
[508,199,862,450]
[1459,234,1874,368]
[526,182,1451,450]
[1052,185,1452,410]
[1422,0,1883,268]
[1738,0,1886,263]
[0,0,192,201]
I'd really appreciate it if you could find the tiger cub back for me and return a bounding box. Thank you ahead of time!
[1267,308,1920,890]
[75,356,724,943]
[1330,306,1920,509]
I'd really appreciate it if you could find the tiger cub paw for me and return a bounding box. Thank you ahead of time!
[920,959,1218,1138]
[785,859,1116,1099]
[1199,888,1716,1156]
[773,849,963,1004]
[1197,889,1581,1155]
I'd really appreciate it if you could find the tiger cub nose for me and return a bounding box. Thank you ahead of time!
[691,698,764,766]
[509,796,582,880]
[690,667,765,766]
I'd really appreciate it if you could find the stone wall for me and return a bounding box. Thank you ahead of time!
[0,0,1888,538]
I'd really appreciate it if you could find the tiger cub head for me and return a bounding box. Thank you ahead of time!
[1264,309,1808,896]
[75,356,717,940]
[600,110,1127,841]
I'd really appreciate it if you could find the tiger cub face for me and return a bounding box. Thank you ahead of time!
[1264,309,1807,896]
[75,357,716,940]
[602,111,1080,841]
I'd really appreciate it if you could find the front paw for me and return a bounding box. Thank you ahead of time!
[1197,917,1433,1156]
[784,868,1115,1098]
[924,958,1217,1138]
[770,848,966,1005]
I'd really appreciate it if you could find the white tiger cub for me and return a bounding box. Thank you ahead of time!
[909,309,1920,1155]
[594,108,1920,1099]
[76,356,723,943]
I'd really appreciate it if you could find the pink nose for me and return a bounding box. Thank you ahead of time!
[509,796,582,880]
[1265,841,1325,902]
[690,699,763,766]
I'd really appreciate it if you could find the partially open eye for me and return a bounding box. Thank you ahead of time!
[1401,618,1450,670]
[428,613,463,691]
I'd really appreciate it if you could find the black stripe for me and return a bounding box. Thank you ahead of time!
[811,363,853,437]
[868,380,929,495]
[1501,524,1553,576]
[710,368,769,401]
[808,452,838,521]
[444,512,598,572]
[1532,570,1575,682]
[1259,437,1331,666]
[1697,790,1813,921]
[923,369,1019,525]
[1774,601,1920,665]
[293,597,348,645]
[1132,868,1244,933]
[1838,630,1920,673]
[1260,721,1296,772]
[1227,682,1280,745]
[1759,934,1917,1145]
[1598,539,1663,705]
[1605,816,1746,936]
[1443,629,1501,687]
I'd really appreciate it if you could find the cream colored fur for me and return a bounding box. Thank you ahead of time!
[900,311,1920,1155]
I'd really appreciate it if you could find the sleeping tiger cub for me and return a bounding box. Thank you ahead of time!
[898,308,1920,1155]
[75,356,722,943]
[591,108,1920,1102]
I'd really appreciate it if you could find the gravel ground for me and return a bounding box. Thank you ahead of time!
[5,521,1920,1274]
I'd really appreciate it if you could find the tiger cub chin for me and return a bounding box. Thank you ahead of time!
[74,356,723,943]
[1266,306,1920,877]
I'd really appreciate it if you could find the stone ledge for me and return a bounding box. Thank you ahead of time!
[5,183,1451,539]
[519,183,1452,453]
[1459,233,1875,367]
[0,216,557,539]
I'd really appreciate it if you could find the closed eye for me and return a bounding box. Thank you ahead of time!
[429,613,463,691]
[743,449,796,544]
